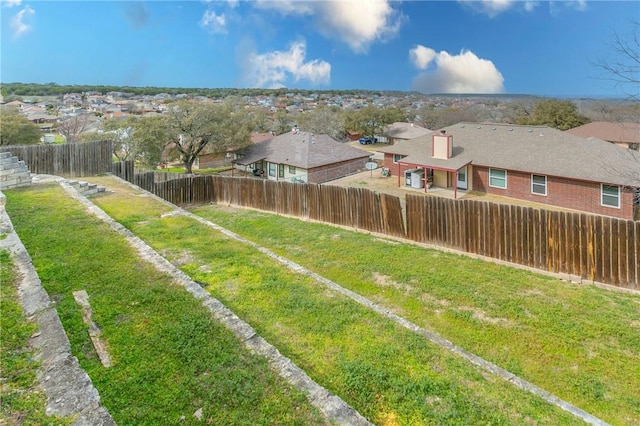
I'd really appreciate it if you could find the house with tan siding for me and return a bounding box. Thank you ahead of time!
[233,129,371,184]
[377,123,640,220]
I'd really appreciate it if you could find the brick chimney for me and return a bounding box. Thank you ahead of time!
[432,130,453,159]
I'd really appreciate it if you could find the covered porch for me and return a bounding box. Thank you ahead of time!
[395,157,472,199]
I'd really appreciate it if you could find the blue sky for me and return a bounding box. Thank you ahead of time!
[2,1,638,97]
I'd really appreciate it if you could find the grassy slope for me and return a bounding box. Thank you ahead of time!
[83,178,585,424]
[6,175,639,424]
[189,204,640,425]
[4,184,324,426]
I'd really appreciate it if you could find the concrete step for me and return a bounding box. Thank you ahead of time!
[65,180,106,197]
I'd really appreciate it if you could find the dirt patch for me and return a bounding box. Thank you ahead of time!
[160,248,198,267]
[418,293,451,307]
[372,272,414,294]
[458,306,511,326]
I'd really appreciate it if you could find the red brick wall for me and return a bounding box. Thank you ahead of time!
[382,154,416,178]
[473,166,635,220]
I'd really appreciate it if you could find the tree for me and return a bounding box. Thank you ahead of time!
[81,115,168,168]
[268,109,294,136]
[344,106,406,139]
[0,107,42,146]
[515,99,590,130]
[56,113,93,143]
[164,100,253,173]
[296,106,345,141]
[592,20,639,101]
[415,105,481,130]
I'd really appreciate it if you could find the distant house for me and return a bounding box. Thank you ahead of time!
[4,100,25,108]
[566,121,640,151]
[345,129,364,141]
[377,122,640,220]
[379,122,432,144]
[233,128,371,184]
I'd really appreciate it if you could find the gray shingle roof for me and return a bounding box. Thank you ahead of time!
[566,121,640,144]
[377,122,640,187]
[235,131,371,168]
[382,122,432,139]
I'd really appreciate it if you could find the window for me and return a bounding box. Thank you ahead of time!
[489,169,507,189]
[392,154,405,164]
[278,164,284,178]
[601,184,620,208]
[288,165,296,174]
[531,174,547,195]
[268,163,276,177]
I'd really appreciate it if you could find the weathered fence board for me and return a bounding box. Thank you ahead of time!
[404,196,638,289]
[1,140,113,177]
[110,163,639,289]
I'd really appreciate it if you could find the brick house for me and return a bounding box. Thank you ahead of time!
[233,128,371,184]
[377,123,640,220]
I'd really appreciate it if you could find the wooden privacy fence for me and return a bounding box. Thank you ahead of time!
[0,140,113,177]
[148,174,407,239]
[112,164,638,290]
[405,195,639,289]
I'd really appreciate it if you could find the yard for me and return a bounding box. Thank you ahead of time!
[2,175,639,425]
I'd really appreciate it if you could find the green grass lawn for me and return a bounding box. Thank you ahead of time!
[189,204,640,425]
[6,177,640,425]
[82,179,588,424]
[3,184,324,426]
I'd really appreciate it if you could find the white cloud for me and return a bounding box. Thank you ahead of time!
[200,9,227,34]
[459,0,587,17]
[2,0,22,7]
[410,46,504,94]
[10,5,34,38]
[458,0,544,17]
[242,41,331,88]
[255,0,403,53]
[409,45,437,70]
[458,0,517,17]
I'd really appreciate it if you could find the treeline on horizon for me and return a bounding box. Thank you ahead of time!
[1,82,414,99]
[1,82,545,100]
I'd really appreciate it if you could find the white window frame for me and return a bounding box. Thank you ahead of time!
[392,154,405,164]
[489,168,507,189]
[601,184,620,208]
[531,174,547,196]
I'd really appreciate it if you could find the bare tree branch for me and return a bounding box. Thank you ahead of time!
[592,20,640,101]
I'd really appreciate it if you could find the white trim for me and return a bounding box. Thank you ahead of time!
[531,174,547,196]
[600,184,620,209]
[489,168,507,189]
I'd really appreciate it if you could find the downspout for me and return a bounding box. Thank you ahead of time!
[397,163,401,187]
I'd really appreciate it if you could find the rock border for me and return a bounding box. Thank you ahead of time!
[58,179,372,426]
[107,174,610,426]
[0,187,116,426]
